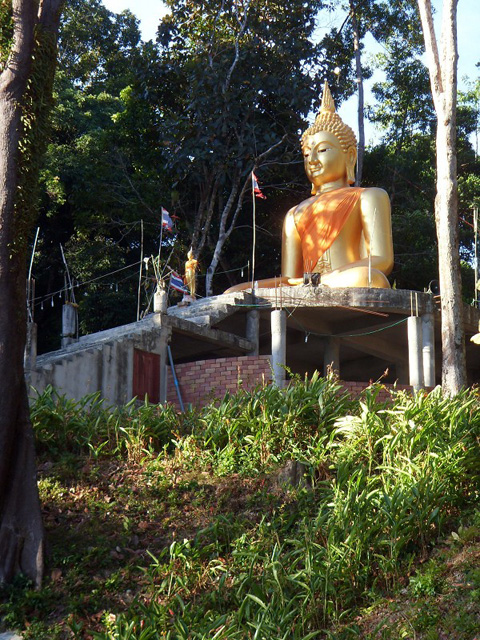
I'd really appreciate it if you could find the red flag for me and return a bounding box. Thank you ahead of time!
[252,172,266,199]
[161,207,173,231]
[169,271,187,293]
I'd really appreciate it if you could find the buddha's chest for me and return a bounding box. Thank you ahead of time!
[299,202,363,272]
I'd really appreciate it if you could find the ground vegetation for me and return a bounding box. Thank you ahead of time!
[1,377,479,637]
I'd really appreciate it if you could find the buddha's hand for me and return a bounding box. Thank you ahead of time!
[287,277,304,286]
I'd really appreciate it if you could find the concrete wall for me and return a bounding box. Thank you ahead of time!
[29,341,133,405]
[27,316,170,406]
[27,323,418,409]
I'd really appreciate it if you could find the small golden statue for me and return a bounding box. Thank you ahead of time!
[226,82,393,292]
[184,248,198,298]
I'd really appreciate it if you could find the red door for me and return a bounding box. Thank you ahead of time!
[133,349,160,403]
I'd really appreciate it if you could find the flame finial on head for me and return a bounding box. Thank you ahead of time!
[320,80,336,114]
[301,81,357,155]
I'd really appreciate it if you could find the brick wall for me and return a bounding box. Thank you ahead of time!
[167,355,273,409]
[341,380,418,403]
[166,355,419,410]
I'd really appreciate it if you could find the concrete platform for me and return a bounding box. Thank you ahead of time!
[169,286,480,386]
[27,286,480,404]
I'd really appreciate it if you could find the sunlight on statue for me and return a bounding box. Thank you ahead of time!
[184,248,198,299]
[226,81,394,293]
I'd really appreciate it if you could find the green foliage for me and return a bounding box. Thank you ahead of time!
[30,385,177,459]
[0,0,13,68]
[34,1,169,351]
[365,32,480,294]
[58,0,141,93]
[173,371,352,474]
[23,377,480,639]
[108,384,479,637]
[409,562,444,597]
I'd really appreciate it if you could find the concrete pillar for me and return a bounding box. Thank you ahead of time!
[125,343,134,404]
[323,337,340,376]
[24,322,37,371]
[246,309,260,356]
[407,316,424,391]
[61,303,77,348]
[422,312,435,388]
[154,287,168,314]
[159,326,172,404]
[271,309,286,386]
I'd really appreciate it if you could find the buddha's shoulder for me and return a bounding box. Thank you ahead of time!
[360,186,390,206]
[286,195,317,225]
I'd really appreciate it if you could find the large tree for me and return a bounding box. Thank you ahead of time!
[0,0,63,585]
[35,0,167,349]
[323,0,424,184]
[152,0,334,296]
[417,0,467,393]
[365,49,480,295]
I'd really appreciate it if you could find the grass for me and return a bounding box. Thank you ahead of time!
[0,375,479,638]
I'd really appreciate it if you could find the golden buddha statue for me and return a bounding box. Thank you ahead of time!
[184,248,198,298]
[226,82,393,293]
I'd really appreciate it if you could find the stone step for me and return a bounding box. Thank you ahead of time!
[187,314,211,326]
[167,293,246,326]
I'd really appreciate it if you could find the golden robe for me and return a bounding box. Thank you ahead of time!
[295,187,364,272]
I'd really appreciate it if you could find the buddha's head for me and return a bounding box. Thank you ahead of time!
[301,82,357,193]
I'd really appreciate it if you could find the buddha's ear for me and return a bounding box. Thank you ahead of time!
[346,146,357,185]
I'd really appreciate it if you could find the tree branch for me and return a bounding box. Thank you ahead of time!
[0,0,36,95]
[197,177,220,255]
[222,0,251,95]
[224,133,288,241]
[207,0,226,69]
[441,0,458,116]
[417,0,443,108]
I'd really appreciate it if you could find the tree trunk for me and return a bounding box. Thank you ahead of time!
[0,0,64,586]
[0,76,45,590]
[205,173,243,296]
[435,115,466,391]
[417,0,466,393]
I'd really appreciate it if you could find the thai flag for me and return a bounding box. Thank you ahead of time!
[161,207,173,231]
[252,172,266,199]
[170,271,187,293]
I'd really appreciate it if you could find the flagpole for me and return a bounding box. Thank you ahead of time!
[158,211,164,268]
[137,219,144,321]
[251,171,256,292]
[474,206,478,307]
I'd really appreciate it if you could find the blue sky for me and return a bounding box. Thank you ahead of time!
[103,0,479,144]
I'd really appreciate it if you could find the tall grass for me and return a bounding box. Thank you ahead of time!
[31,385,178,461]
[30,378,480,639]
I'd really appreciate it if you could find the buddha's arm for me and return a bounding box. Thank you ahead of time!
[359,188,394,274]
[282,207,303,278]
[331,187,393,276]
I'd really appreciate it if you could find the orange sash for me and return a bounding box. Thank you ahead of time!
[295,187,364,271]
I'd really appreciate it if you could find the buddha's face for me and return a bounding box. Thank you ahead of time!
[303,131,355,192]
